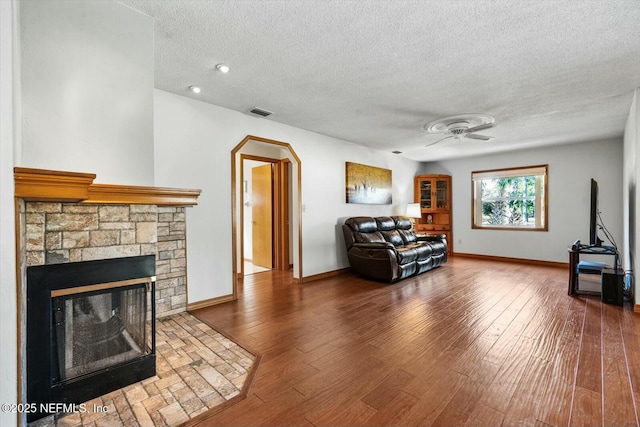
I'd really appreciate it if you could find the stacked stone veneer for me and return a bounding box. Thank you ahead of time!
[156,207,188,317]
[23,202,187,318]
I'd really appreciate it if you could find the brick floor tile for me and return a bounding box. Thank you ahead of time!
[124,385,149,405]
[159,402,189,426]
[131,402,155,427]
[141,394,167,413]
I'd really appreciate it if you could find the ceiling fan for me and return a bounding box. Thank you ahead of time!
[424,114,496,147]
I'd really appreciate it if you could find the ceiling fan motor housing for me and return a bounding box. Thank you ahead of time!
[448,121,470,134]
[425,114,495,135]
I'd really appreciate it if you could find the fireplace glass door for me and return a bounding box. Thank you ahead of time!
[27,255,156,423]
[52,283,151,383]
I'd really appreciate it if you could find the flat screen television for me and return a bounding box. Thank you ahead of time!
[590,178,603,246]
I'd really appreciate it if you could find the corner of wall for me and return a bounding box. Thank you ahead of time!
[623,89,639,307]
[0,1,18,425]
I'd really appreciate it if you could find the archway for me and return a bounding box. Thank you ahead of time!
[231,135,302,298]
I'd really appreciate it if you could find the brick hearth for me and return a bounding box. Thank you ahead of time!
[30,312,256,427]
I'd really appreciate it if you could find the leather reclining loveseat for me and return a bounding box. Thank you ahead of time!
[342,216,447,282]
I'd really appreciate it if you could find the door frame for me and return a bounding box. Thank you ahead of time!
[231,135,302,299]
[241,155,290,273]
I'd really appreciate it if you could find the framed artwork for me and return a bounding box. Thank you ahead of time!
[345,162,392,204]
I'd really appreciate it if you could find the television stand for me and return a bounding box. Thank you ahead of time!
[568,244,619,295]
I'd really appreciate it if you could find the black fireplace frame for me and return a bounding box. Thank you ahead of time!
[26,255,156,422]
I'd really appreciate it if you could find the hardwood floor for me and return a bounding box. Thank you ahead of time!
[190,257,640,426]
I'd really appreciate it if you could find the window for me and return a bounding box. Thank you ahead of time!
[472,165,548,231]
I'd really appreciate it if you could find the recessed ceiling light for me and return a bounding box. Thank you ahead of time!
[215,63,230,73]
[189,85,201,94]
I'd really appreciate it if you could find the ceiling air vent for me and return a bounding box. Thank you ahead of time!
[249,107,273,118]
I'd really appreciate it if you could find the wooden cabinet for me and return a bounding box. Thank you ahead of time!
[414,174,452,255]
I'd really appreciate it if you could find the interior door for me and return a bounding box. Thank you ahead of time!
[252,164,273,268]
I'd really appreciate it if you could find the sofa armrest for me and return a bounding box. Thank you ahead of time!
[347,243,399,282]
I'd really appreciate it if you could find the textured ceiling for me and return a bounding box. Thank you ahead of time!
[117,0,640,161]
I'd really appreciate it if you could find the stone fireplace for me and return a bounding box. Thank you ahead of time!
[22,201,188,318]
[15,168,201,425]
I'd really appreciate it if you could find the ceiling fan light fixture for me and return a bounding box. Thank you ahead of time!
[423,114,496,147]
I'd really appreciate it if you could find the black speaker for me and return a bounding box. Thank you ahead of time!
[602,268,624,306]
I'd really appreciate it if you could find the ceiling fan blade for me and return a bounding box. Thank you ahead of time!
[466,123,494,133]
[425,135,454,147]
[465,133,493,141]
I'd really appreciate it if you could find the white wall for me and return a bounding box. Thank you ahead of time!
[0,1,17,425]
[19,0,154,185]
[422,138,623,263]
[153,89,421,302]
[623,89,639,304]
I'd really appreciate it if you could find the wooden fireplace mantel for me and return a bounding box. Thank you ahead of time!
[14,167,201,206]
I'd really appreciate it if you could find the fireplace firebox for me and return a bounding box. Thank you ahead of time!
[26,255,156,423]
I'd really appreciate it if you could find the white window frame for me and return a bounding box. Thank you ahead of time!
[472,164,548,231]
